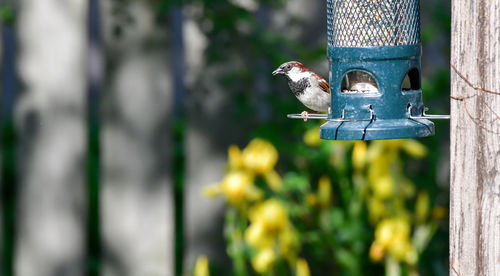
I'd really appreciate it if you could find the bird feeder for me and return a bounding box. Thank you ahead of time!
[288,0,449,140]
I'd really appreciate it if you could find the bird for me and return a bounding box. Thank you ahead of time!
[272,61,330,121]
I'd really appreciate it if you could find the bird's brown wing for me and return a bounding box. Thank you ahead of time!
[313,73,330,94]
[319,79,330,93]
[302,67,330,93]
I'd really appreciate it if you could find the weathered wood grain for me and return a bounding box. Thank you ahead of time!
[450,0,500,275]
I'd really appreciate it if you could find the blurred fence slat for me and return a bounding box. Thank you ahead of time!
[15,0,88,275]
[450,0,500,275]
[101,1,172,275]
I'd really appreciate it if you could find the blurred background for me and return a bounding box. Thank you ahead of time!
[0,0,450,275]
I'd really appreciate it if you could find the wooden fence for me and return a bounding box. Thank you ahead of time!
[0,1,178,275]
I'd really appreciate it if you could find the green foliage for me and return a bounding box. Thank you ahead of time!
[202,136,446,276]
[0,4,14,25]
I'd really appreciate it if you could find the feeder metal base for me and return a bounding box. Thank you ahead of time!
[320,118,434,140]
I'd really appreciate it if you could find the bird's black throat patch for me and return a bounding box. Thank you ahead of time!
[287,78,309,96]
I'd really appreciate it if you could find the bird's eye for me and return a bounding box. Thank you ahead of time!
[286,64,291,69]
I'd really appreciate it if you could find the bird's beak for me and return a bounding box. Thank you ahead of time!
[272,68,284,76]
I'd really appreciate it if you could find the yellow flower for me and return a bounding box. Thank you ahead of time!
[303,126,321,147]
[367,155,391,184]
[242,139,278,174]
[228,145,244,169]
[394,218,411,241]
[264,170,282,191]
[245,222,274,249]
[222,171,251,202]
[245,185,264,202]
[296,258,311,276]
[279,226,299,260]
[401,139,427,158]
[352,141,367,170]
[375,218,411,249]
[366,141,385,163]
[246,201,299,263]
[371,174,394,200]
[404,244,418,265]
[317,176,332,207]
[384,139,404,150]
[369,241,385,262]
[387,236,417,264]
[194,255,209,276]
[249,199,288,233]
[368,197,386,223]
[392,217,411,239]
[375,219,395,248]
[415,192,430,223]
[222,171,261,205]
[387,236,409,260]
[251,248,276,274]
[375,218,413,264]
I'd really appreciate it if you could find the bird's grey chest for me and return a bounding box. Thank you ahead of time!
[287,78,310,96]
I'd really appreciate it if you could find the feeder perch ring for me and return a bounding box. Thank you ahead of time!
[288,107,375,122]
[408,105,451,120]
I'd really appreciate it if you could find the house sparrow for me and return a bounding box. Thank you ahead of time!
[272,61,330,121]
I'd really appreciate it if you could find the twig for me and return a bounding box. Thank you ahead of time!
[450,61,500,95]
[462,99,500,134]
[484,100,500,122]
[450,61,500,134]
[450,94,477,101]
[449,256,460,276]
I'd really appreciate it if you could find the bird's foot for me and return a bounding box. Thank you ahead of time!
[301,111,309,122]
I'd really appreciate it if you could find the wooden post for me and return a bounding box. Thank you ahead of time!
[450,0,500,275]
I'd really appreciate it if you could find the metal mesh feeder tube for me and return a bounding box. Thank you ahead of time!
[319,0,436,140]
